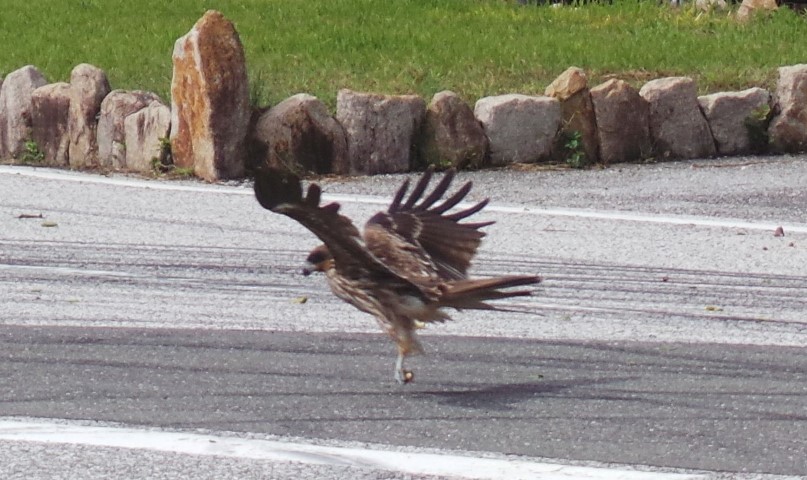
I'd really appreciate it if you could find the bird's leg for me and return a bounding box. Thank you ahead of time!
[394,348,414,384]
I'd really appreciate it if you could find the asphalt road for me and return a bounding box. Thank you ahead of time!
[1,158,806,478]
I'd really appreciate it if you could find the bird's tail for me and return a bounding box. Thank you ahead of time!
[439,275,541,311]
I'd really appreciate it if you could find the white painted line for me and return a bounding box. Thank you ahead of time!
[0,263,147,279]
[3,165,806,234]
[0,419,704,480]
[0,165,224,194]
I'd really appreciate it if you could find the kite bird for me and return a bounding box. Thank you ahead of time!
[254,166,541,384]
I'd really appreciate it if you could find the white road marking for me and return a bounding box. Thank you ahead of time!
[3,165,806,234]
[0,418,705,480]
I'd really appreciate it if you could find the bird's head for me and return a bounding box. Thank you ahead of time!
[302,244,334,276]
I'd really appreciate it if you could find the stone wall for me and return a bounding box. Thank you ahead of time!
[1,9,805,180]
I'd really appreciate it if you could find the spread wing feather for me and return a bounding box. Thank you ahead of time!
[366,167,493,281]
[254,167,407,283]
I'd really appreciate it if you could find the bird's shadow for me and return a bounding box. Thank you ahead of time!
[410,376,631,411]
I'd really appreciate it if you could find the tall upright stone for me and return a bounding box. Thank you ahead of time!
[0,65,47,159]
[590,79,652,164]
[171,10,250,181]
[31,82,72,166]
[68,64,111,169]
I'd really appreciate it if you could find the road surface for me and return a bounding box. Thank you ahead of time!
[1,158,806,479]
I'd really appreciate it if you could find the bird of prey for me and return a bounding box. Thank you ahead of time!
[254,166,541,384]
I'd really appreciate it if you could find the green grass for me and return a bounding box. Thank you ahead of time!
[1,0,805,109]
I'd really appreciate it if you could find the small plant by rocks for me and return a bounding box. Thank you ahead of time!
[20,140,45,165]
[744,104,772,154]
[562,130,589,169]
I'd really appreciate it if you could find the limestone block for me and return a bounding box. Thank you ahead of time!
[590,79,652,164]
[474,94,560,166]
[97,90,162,169]
[698,88,771,156]
[545,66,588,101]
[768,64,807,153]
[420,91,488,170]
[0,65,48,159]
[31,82,71,166]
[640,76,716,160]
[737,0,777,22]
[68,63,111,168]
[253,93,348,175]
[124,102,171,173]
[336,89,426,175]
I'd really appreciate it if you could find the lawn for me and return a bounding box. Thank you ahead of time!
[1,0,805,109]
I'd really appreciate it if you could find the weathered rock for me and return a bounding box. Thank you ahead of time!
[590,79,652,164]
[640,77,716,160]
[768,64,807,153]
[419,91,488,170]
[736,0,777,22]
[253,94,348,175]
[124,102,171,173]
[68,63,111,169]
[31,82,71,166]
[0,65,48,159]
[698,88,771,156]
[545,67,588,101]
[171,10,250,181]
[474,94,560,166]
[695,0,728,10]
[97,90,162,169]
[545,67,599,164]
[336,89,426,175]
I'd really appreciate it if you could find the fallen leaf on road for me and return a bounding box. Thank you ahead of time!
[41,221,58,228]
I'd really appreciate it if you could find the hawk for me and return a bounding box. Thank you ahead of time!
[254,166,541,384]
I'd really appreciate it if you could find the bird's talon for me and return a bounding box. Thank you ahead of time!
[394,369,415,385]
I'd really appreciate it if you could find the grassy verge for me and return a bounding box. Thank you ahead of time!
[1,0,805,109]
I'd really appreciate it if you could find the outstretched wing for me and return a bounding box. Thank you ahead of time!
[364,167,493,281]
[254,167,402,283]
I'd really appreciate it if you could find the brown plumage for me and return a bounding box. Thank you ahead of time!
[254,166,541,384]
